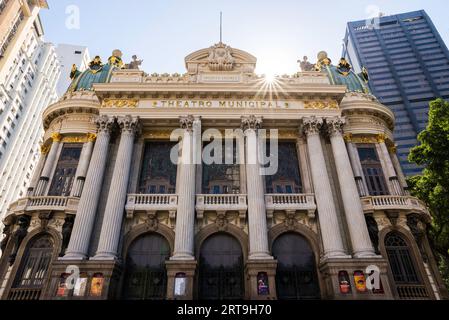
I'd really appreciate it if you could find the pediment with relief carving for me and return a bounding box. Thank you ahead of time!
[185,42,257,76]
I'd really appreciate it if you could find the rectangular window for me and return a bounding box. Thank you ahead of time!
[48,144,82,196]
[138,142,178,194]
[265,142,302,194]
[357,145,389,196]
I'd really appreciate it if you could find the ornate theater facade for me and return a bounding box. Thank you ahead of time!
[0,43,446,300]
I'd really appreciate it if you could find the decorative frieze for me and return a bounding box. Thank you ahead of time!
[101,98,139,108]
[304,100,338,110]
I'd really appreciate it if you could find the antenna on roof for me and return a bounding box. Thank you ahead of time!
[220,11,223,43]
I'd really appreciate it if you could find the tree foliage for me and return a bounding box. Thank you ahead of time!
[408,98,449,288]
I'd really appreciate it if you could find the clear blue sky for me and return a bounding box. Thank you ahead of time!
[40,0,449,76]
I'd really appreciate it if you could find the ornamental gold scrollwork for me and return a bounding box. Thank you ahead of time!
[102,98,139,108]
[344,133,388,144]
[40,145,50,155]
[51,133,63,142]
[304,100,339,110]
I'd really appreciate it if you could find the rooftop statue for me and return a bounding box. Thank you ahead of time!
[298,56,314,72]
[126,55,143,70]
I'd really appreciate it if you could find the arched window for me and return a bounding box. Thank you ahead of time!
[384,232,429,299]
[198,233,244,300]
[14,234,54,289]
[122,233,170,300]
[272,233,320,300]
[385,232,419,284]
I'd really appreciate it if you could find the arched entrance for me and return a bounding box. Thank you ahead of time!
[272,232,320,300]
[198,233,244,300]
[122,233,170,300]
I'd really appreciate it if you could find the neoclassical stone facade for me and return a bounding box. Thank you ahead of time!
[0,45,446,300]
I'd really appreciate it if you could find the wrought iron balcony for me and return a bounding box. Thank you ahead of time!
[125,194,178,218]
[7,196,79,216]
[265,194,316,216]
[361,195,430,217]
[195,194,248,216]
[7,288,42,301]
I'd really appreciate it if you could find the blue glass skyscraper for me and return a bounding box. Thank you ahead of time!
[343,10,449,176]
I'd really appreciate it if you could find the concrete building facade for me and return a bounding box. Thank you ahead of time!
[0,0,60,232]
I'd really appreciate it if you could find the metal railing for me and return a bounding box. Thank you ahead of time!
[8,288,42,301]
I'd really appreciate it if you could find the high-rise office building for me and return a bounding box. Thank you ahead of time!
[55,44,90,96]
[0,0,60,228]
[343,10,449,176]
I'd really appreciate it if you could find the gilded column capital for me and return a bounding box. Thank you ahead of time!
[51,133,63,143]
[377,133,387,144]
[180,115,195,131]
[40,145,50,155]
[326,117,346,138]
[241,115,262,131]
[388,145,398,154]
[95,115,115,134]
[343,133,353,143]
[118,115,141,135]
[302,117,323,136]
[87,133,97,142]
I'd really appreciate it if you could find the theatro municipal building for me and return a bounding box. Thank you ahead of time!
[0,43,446,300]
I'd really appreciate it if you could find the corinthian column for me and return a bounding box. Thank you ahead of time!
[62,116,115,260]
[302,117,348,259]
[171,116,197,261]
[326,118,376,258]
[93,116,140,260]
[35,133,62,196]
[71,134,96,197]
[242,116,272,260]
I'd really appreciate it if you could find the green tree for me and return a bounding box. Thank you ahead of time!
[408,98,449,289]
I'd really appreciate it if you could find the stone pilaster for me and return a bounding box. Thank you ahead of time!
[389,145,410,195]
[71,134,96,197]
[93,116,140,260]
[35,133,62,196]
[28,145,49,196]
[62,116,115,260]
[171,116,197,260]
[302,117,348,259]
[326,118,376,258]
[242,115,272,260]
[345,137,369,197]
[296,133,313,193]
[377,138,402,196]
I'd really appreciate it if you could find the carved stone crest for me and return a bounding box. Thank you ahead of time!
[241,115,262,131]
[208,42,235,71]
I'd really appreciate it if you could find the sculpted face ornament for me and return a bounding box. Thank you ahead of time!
[208,42,235,71]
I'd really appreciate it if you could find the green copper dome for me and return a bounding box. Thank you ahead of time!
[67,50,124,93]
[314,52,371,94]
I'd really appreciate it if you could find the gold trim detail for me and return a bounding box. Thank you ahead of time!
[87,133,97,142]
[143,130,173,140]
[102,98,139,108]
[40,145,50,155]
[346,134,389,144]
[62,136,88,143]
[304,100,339,110]
[51,133,63,142]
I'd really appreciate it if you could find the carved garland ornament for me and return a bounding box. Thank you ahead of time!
[304,100,339,110]
[102,99,139,109]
